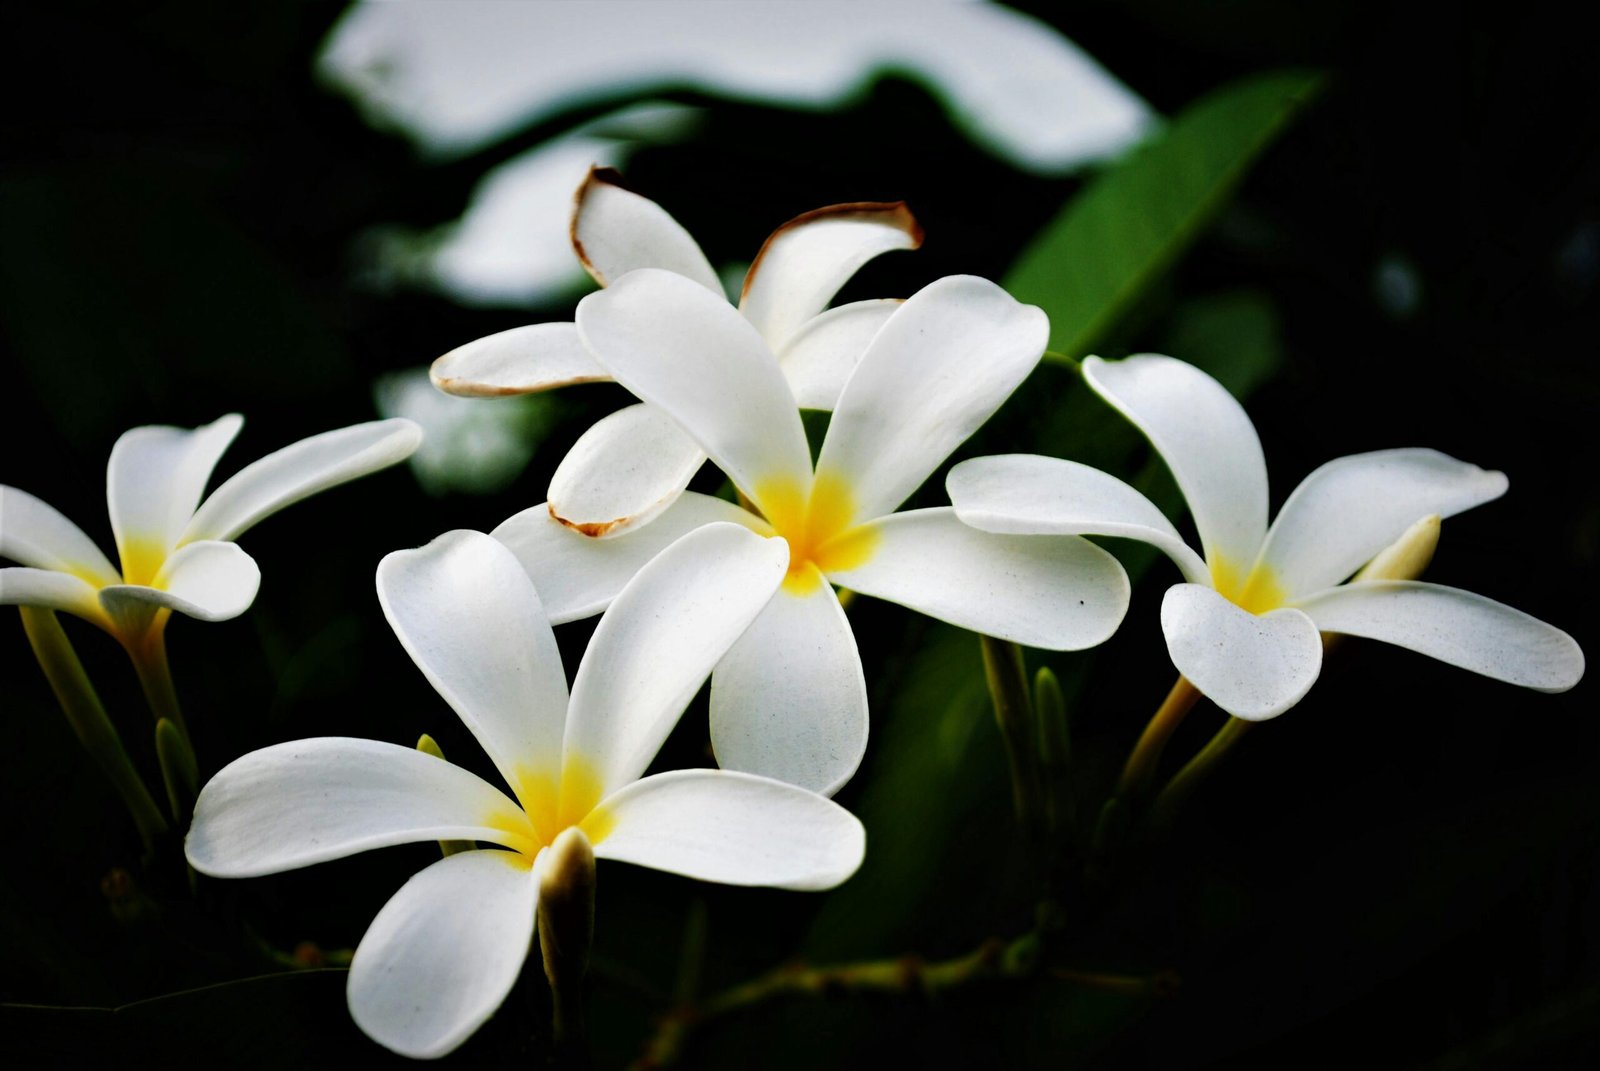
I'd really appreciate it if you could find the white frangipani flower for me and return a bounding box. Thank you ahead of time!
[0,415,422,652]
[430,167,922,536]
[186,525,864,1059]
[493,269,1132,795]
[947,354,1585,720]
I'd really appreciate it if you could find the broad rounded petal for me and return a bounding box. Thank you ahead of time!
[1296,581,1584,692]
[570,167,721,293]
[1160,583,1323,721]
[186,737,529,878]
[1255,449,1510,600]
[776,298,901,410]
[0,567,108,624]
[348,849,537,1060]
[709,581,866,797]
[99,541,261,626]
[595,769,864,891]
[183,418,422,544]
[576,269,813,507]
[566,523,788,799]
[740,201,922,352]
[0,486,119,583]
[1084,355,1268,583]
[547,404,706,537]
[947,455,1211,585]
[492,492,761,624]
[431,322,610,397]
[107,414,243,570]
[827,507,1130,650]
[377,530,568,790]
[815,276,1048,524]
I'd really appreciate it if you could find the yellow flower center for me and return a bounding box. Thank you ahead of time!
[483,753,616,859]
[751,473,879,594]
[1209,556,1287,615]
[117,537,167,588]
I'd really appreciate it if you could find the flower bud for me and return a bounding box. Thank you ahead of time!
[1355,514,1440,583]
[538,826,596,1044]
[415,734,472,856]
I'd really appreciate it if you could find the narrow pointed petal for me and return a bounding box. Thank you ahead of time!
[576,268,813,507]
[1084,355,1268,581]
[106,414,243,567]
[492,492,761,624]
[1160,583,1323,721]
[570,167,721,293]
[740,201,922,352]
[815,276,1048,524]
[595,769,865,890]
[776,298,901,410]
[186,738,530,878]
[348,849,538,1060]
[99,541,261,625]
[947,454,1211,584]
[0,567,108,624]
[183,419,421,544]
[0,485,119,584]
[1255,449,1510,600]
[566,523,788,799]
[709,581,866,797]
[1296,581,1584,692]
[431,322,610,397]
[826,507,1130,651]
[377,530,569,790]
[547,404,706,537]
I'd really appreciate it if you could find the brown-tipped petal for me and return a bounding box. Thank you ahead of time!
[546,404,706,539]
[431,322,610,397]
[570,167,721,293]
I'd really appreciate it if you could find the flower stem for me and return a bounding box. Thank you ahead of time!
[128,618,187,737]
[20,607,168,855]
[1150,716,1254,826]
[1115,675,1202,800]
[979,635,1043,839]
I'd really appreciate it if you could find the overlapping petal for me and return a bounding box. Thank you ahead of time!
[1296,581,1585,692]
[1160,583,1322,721]
[0,485,120,584]
[546,404,706,536]
[775,298,901,410]
[99,541,261,631]
[106,414,242,570]
[595,769,866,890]
[347,849,539,1060]
[826,508,1130,651]
[431,322,610,397]
[0,568,107,622]
[709,581,867,797]
[570,168,721,293]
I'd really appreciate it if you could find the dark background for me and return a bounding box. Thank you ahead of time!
[2,2,1596,1067]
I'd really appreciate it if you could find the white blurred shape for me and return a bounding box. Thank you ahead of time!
[374,367,556,494]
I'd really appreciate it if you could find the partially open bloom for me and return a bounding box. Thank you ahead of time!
[492,269,1131,794]
[186,525,864,1059]
[0,415,421,651]
[430,167,922,535]
[948,354,1584,719]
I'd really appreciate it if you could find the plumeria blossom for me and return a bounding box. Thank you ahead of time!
[492,269,1131,794]
[0,415,421,652]
[430,166,923,536]
[186,525,865,1059]
[947,354,1585,720]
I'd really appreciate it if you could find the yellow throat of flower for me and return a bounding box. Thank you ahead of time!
[116,537,168,588]
[751,473,879,594]
[1209,557,1287,615]
[486,753,616,858]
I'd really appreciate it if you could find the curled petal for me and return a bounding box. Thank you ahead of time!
[776,298,901,410]
[106,414,242,568]
[595,769,865,891]
[0,567,108,625]
[99,541,261,628]
[1161,583,1323,721]
[0,485,120,583]
[431,322,610,397]
[570,167,721,293]
[1295,580,1584,692]
[348,849,538,1059]
[546,404,706,537]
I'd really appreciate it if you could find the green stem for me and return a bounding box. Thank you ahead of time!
[1040,350,1082,373]
[1115,676,1201,800]
[1150,716,1254,826]
[979,635,1043,839]
[20,608,168,854]
[128,617,188,737]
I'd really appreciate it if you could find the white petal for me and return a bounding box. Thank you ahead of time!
[0,567,108,624]
[1255,449,1510,600]
[815,276,1048,524]
[1296,581,1584,692]
[826,507,1130,651]
[377,530,569,790]
[492,492,761,624]
[570,167,721,293]
[348,849,537,1060]
[1084,355,1268,582]
[546,403,706,537]
[186,737,528,878]
[430,321,610,397]
[739,201,921,352]
[575,268,813,510]
[595,769,864,890]
[709,580,866,797]
[99,541,261,627]
[566,523,788,799]
[0,486,119,583]
[946,454,1211,584]
[1160,583,1323,721]
[182,419,422,544]
[775,298,901,410]
[106,414,243,566]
